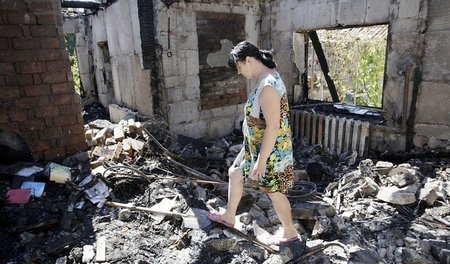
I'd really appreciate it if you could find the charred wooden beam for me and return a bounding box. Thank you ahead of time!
[61,1,101,10]
[308,31,340,103]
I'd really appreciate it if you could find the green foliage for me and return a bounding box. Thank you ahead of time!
[65,33,81,95]
[309,27,387,108]
[69,55,81,95]
[64,34,76,56]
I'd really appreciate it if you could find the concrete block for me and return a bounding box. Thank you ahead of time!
[91,13,107,42]
[398,0,421,19]
[177,11,196,32]
[200,109,212,119]
[179,33,198,51]
[172,120,207,139]
[245,14,259,44]
[186,50,199,75]
[337,0,366,26]
[414,124,450,140]
[292,1,337,30]
[184,75,200,100]
[376,186,416,205]
[275,50,294,72]
[112,142,122,161]
[390,18,419,34]
[211,105,238,118]
[127,119,136,134]
[208,117,234,138]
[422,32,450,80]
[168,100,200,123]
[108,104,137,123]
[365,0,390,24]
[167,87,182,103]
[165,76,181,88]
[113,126,124,141]
[177,55,186,76]
[415,82,450,125]
[275,10,292,32]
[418,188,438,206]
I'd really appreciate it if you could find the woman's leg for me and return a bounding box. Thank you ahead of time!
[268,192,298,239]
[220,166,244,225]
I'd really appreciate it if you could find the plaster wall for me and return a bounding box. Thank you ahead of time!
[90,0,153,116]
[413,0,450,149]
[153,0,260,139]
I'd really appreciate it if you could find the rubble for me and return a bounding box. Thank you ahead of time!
[1,111,449,263]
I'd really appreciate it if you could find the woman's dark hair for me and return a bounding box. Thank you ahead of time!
[228,41,277,69]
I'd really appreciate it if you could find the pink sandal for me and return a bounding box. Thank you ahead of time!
[207,212,234,228]
[266,235,300,246]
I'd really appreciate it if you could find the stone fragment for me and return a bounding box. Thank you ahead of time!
[419,187,438,205]
[135,121,143,134]
[127,119,136,134]
[193,186,207,201]
[256,194,272,210]
[376,186,416,205]
[291,200,336,220]
[228,144,243,153]
[239,212,252,225]
[375,161,394,175]
[93,127,111,142]
[82,245,95,263]
[207,238,237,251]
[294,169,309,181]
[267,208,281,225]
[113,126,124,141]
[341,210,354,220]
[85,129,93,140]
[104,137,116,146]
[401,248,432,264]
[95,236,106,262]
[112,142,122,161]
[86,139,97,147]
[353,177,379,198]
[388,167,417,187]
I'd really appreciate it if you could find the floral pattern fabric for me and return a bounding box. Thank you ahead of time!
[234,72,294,193]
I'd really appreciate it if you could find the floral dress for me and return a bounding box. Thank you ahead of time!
[233,72,294,193]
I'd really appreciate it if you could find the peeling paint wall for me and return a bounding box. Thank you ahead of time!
[153,0,260,139]
[413,0,450,149]
[89,0,153,116]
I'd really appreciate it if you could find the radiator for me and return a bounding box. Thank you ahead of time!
[291,110,370,157]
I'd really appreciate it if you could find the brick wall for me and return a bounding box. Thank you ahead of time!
[0,0,86,161]
[197,12,247,110]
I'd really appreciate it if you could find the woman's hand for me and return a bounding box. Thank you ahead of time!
[251,158,267,180]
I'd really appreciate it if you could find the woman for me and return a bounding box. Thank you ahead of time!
[208,41,299,244]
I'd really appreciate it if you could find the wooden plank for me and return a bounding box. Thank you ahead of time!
[317,115,324,145]
[344,119,353,153]
[308,31,339,102]
[359,122,370,157]
[330,116,337,152]
[337,117,345,154]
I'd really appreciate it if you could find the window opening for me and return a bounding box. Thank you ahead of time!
[306,25,388,108]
